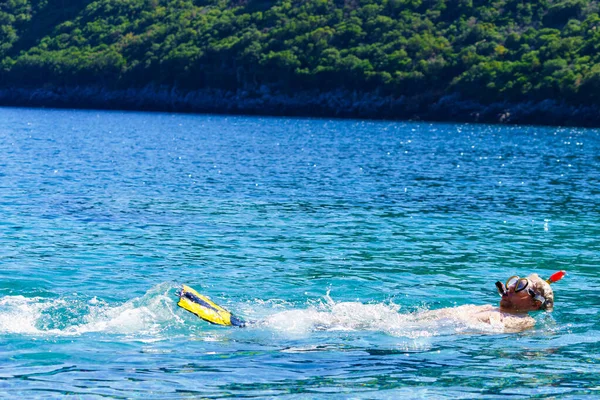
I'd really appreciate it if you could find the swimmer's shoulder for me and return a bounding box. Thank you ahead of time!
[498,311,536,332]
[472,306,535,332]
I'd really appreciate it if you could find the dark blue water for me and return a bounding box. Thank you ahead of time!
[1,107,599,398]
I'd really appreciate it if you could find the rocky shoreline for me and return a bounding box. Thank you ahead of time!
[1,85,599,127]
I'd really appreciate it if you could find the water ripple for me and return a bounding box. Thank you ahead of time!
[1,108,599,397]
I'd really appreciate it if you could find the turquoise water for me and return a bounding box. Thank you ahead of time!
[0,107,599,398]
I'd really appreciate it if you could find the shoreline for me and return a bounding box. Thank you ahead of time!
[1,85,599,127]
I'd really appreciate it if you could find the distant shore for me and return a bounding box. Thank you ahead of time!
[1,85,599,127]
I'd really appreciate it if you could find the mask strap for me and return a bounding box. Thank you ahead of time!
[528,289,546,305]
[495,281,506,296]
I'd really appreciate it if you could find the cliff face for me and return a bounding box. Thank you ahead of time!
[2,85,599,126]
[2,0,600,125]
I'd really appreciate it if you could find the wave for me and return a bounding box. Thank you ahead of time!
[0,282,182,336]
[0,284,506,338]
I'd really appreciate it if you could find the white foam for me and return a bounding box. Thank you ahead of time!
[0,286,507,338]
[258,295,507,338]
[261,300,428,337]
[0,295,58,334]
[0,283,183,337]
[76,287,181,335]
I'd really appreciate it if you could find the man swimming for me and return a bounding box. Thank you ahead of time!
[176,271,565,333]
[418,272,563,332]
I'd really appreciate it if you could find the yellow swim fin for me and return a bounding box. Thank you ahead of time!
[177,285,245,327]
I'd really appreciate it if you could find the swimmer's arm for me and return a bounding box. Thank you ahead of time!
[421,304,491,319]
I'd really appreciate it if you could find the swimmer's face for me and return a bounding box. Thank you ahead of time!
[499,280,542,312]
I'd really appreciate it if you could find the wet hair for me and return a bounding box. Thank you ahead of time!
[527,273,554,311]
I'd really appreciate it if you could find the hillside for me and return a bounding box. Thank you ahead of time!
[2,0,600,124]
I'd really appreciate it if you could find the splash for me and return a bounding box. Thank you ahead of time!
[255,292,505,337]
[0,295,55,334]
[0,285,506,338]
[0,283,184,337]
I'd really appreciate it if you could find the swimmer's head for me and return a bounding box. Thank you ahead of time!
[497,272,560,313]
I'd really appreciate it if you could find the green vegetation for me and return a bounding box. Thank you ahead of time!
[1,0,600,108]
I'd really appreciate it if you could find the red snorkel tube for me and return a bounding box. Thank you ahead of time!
[546,270,566,284]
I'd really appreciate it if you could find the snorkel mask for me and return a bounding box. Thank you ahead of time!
[495,270,566,307]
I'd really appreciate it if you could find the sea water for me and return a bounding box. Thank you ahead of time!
[0,107,598,398]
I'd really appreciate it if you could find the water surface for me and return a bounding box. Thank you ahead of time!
[0,108,598,398]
